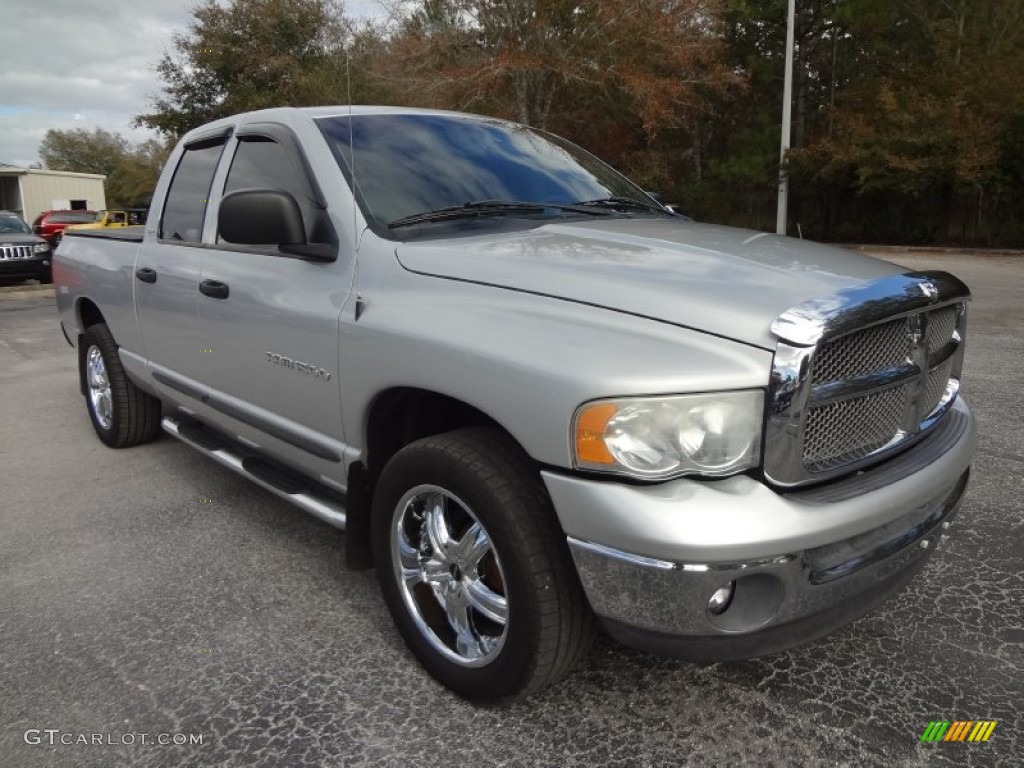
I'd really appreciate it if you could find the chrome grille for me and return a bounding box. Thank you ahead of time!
[811,318,908,384]
[801,304,963,473]
[924,358,954,416]
[765,271,971,488]
[927,306,957,354]
[0,244,35,260]
[803,384,908,471]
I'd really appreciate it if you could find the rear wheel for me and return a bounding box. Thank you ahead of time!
[81,323,162,447]
[372,427,593,700]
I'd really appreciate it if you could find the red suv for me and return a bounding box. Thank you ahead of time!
[32,210,98,248]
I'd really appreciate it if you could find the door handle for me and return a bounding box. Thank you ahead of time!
[199,279,229,300]
[135,267,157,284]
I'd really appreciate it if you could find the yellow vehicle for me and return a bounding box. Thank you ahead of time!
[56,210,132,246]
[68,210,129,231]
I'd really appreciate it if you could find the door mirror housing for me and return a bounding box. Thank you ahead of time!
[218,188,337,262]
[219,189,307,246]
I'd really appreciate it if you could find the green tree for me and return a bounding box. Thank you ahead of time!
[690,0,1024,244]
[379,0,739,186]
[136,0,359,138]
[39,128,172,208]
[131,0,1024,244]
[114,138,175,206]
[39,128,128,178]
[788,0,1024,242]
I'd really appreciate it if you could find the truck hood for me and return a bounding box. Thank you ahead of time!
[395,218,905,349]
[0,232,46,246]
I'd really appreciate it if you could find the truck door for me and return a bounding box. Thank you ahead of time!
[195,125,352,486]
[135,133,228,401]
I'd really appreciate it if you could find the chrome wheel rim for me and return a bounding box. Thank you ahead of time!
[86,345,113,430]
[391,484,509,667]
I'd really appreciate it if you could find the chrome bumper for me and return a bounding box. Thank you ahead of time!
[542,398,976,659]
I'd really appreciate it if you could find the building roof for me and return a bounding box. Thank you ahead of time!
[0,162,105,180]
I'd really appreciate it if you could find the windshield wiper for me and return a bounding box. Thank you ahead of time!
[388,200,611,229]
[573,196,669,214]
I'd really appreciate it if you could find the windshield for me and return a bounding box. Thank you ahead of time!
[0,213,31,234]
[317,113,662,234]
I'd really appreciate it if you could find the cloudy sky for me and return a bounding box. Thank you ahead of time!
[0,0,380,167]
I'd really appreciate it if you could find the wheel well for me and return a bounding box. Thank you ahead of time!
[344,388,526,571]
[77,298,105,330]
[365,388,502,478]
[75,299,107,396]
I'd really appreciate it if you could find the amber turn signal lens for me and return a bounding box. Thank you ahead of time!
[575,403,618,465]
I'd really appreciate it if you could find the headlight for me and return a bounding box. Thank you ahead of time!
[573,390,764,480]
[33,242,49,253]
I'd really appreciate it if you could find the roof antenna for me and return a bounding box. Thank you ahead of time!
[346,52,355,215]
[347,52,365,322]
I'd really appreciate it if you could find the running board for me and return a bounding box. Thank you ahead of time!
[162,415,347,530]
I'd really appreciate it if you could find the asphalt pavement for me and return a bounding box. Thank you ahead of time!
[1,252,1021,767]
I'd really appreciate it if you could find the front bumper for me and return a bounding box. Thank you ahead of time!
[0,253,50,280]
[542,398,976,659]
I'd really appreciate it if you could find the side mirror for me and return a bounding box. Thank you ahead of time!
[218,188,337,262]
[219,189,307,246]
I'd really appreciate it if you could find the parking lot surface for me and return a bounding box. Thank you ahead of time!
[1,252,1021,767]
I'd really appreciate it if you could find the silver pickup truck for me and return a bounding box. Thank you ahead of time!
[56,106,976,700]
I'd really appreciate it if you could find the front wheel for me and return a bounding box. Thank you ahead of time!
[372,427,593,700]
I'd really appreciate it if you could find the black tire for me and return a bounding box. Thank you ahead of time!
[372,427,593,701]
[81,323,162,448]
[38,266,53,284]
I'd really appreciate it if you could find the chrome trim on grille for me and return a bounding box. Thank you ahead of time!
[809,364,918,404]
[787,399,972,503]
[766,271,970,488]
[771,271,970,347]
[0,244,37,260]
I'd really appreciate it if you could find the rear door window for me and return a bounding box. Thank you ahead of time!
[160,138,225,243]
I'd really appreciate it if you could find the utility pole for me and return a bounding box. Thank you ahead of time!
[777,0,796,236]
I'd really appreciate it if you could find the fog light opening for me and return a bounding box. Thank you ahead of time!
[705,573,785,632]
[708,582,735,615]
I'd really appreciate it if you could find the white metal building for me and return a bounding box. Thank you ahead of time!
[0,164,106,223]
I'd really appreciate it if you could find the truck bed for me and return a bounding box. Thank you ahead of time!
[64,226,145,243]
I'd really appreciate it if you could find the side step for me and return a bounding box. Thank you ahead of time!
[162,415,347,530]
